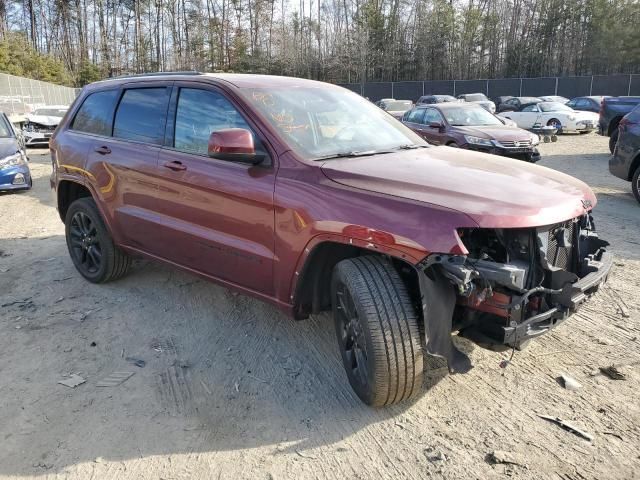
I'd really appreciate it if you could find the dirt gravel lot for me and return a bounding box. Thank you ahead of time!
[0,134,639,480]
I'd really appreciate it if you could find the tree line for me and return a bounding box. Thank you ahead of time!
[0,0,638,87]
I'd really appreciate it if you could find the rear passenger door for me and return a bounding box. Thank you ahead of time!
[154,83,276,295]
[84,82,171,251]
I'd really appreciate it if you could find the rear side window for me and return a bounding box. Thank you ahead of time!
[173,88,252,155]
[113,88,169,144]
[71,90,119,136]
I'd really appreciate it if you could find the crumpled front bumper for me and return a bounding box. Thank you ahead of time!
[503,248,612,347]
[414,222,612,372]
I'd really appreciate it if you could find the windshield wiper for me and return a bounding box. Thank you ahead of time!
[314,150,392,161]
[314,144,427,161]
[395,144,428,150]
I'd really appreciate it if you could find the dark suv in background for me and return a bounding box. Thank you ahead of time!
[610,105,640,203]
[598,96,640,153]
[50,72,611,407]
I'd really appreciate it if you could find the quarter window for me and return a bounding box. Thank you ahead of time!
[174,88,252,155]
[113,88,169,144]
[71,90,119,136]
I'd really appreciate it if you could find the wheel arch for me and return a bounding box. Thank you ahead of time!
[608,116,623,136]
[291,238,421,320]
[629,152,640,181]
[57,179,92,222]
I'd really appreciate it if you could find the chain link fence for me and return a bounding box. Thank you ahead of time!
[0,73,79,122]
[339,74,640,102]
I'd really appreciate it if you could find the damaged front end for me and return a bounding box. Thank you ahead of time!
[416,214,612,373]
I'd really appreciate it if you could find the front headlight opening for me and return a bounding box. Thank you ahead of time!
[464,135,493,146]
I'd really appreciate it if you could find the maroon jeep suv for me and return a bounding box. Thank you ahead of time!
[51,73,612,407]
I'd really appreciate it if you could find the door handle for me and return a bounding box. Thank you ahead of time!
[163,160,187,171]
[94,145,111,155]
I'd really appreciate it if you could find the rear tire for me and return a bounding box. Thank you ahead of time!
[331,256,423,407]
[65,197,131,283]
[609,128,619,154]
[632,167,640,204]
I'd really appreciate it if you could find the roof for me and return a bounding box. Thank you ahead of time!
[88,72,335,90]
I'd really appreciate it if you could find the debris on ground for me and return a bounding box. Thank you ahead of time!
[58,374,86,388]
[558,373,582,390]
[96,371,134,387]
[487,450,526,467]
[599,365,627,380]
[537,414,593,441]
[125,356,146,368]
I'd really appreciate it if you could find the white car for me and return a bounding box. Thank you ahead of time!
[23,105,69,147]
[497,101,598,133]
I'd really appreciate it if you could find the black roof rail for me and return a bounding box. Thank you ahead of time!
[109,71,202,80]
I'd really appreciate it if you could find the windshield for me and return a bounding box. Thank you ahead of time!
[244,87,426,160]
[33,108,66,116]
[383,100,412,111]
[464,94,488,102]
[436,96,457,103]
[443,106,502,126]
[539,102,573,112]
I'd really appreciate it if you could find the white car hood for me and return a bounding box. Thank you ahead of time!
[26,114,63,126]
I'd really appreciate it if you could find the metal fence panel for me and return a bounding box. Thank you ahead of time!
[393,81,423,101]
[363,82,393,101]
[522,77,556,97]
[338,83,362,95]
[0,73,78,121]
[455,79,488,96]
[557,76,591,98]
[630,75,640,96]
[592,75,631,96]
[425,80,455,96]
[487,78,521,99]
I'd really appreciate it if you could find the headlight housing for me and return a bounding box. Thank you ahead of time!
[464,135,493,147]
[530,133,540,146]
[0,152,26,170]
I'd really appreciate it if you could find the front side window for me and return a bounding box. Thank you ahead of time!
[539,102,573,112]
[174,88,252,155]
[243,87,425,160]
[423,109,444,125]
[406,108,425,123]
[113,88,169,144]
[523,104,539,112]
[71,90,119,136]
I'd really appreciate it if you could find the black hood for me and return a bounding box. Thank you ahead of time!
[0,137,20,158]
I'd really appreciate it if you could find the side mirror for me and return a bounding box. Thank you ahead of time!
[208,128,265,165]
[428,121,443,129]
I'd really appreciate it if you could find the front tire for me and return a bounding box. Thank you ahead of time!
[65,197,131,283]
[331,256,423,407]
[547,118,563,133]
[632,167,640,204]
